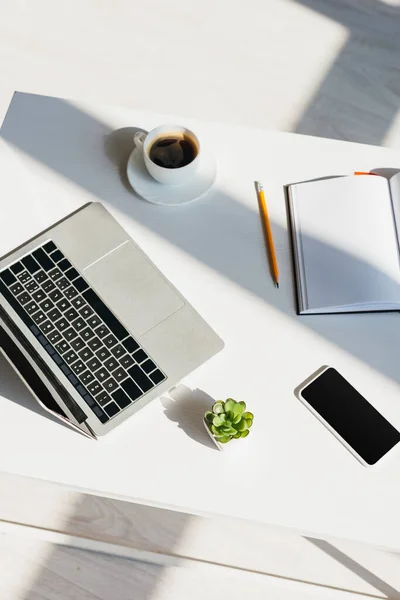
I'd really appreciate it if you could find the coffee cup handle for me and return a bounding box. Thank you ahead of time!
[134,131,146,148]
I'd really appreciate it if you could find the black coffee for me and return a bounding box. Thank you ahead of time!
[148,133,198,169]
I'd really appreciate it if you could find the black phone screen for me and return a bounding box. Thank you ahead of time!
[301,367,400,465]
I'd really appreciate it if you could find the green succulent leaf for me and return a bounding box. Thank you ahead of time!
[240,429,250,438]
[232,414,242,425]
[204,411,214,424]
[233,432,241,439]
[243,412,254,422]
[211,424,220,436]
[218,436,231,443]
[224,399,235,415]
[212,401,225,415]
[233,401,246,419]
[212,416,223,427]
[235,418,248,432]
[221,427,236,436]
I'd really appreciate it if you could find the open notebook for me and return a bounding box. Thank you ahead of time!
[288,172,400,314]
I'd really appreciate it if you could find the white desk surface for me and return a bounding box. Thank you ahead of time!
[1,92,400,550]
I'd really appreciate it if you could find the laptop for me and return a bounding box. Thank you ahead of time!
[0,203,224,438]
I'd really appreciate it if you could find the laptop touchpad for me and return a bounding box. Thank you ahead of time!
[83,241,184,337]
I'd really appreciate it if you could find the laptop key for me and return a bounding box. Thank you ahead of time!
[111,344,126,359]
[87,336,102,351]
[64,350,79,365]
[70,337,85,352]
[150,369,165,385]
[65,267,79,282]
[103,377,118,393]
[10,262,24,275]
[95,367,110,382]
[49,268,62,281]
[112,367,128,383]
[43,280,56,294]
[32,289,46,303]
[64,307,79,321]
[87,380,102,396]
[17,292,31,305]
[22,255,41,274]
[119,354,135,369]
[87,315,101,329]
[55,340,70,354]
[71,296,85,310]
[104,402,119,418]
[50,249,64,263]
[47,330,62,344]
[71,360,86,375]
[141,359,157,374]
[78,347,94,362]
[103,333,118,348]
[39,298,54,312]
[132,349,147,364]
[32,310,46,324]
[25,280,39,293]
[127,365,153,392]
[0,270,16,286]
[63,327,78,342]
[81,327,95,341]
[56,298,71,312]
[55,317,69,331]
[80,370,95,385]
[86,357,101,372]
[39,320,55,335]
[34,270,48,284]
[64,286,78,300]
[32,248,54,271]
[10,282,24,296]
[58,258,72,272]
[122,337,140,353]
[56,277,69,290]
[25,301,39,315]
[17,271,32,284]
[121,378,142,401]
[112,388,131,410]
[73,277,89,292]
[104,357,118,372]
[72,317,86,331]
[96,391,112,407]
[80,305,94,319]
[43,241,57,254]
[48,307,62,322]
[94,324,109,339]
[95,346,111,361]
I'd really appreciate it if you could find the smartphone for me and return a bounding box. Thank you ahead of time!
[298,367,400,466]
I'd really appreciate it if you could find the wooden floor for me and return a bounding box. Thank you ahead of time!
[1,0,400,598]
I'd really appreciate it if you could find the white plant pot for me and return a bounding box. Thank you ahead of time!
[203,417,225,451]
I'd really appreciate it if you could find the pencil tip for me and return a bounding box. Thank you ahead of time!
[276,282,279,289]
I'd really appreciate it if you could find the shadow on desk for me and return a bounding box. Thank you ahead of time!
[161,385,218,451]
[0,354,81,434]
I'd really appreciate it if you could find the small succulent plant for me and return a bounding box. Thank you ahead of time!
[204,399,254,444]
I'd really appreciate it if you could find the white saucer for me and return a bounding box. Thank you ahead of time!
[126,147,217,206]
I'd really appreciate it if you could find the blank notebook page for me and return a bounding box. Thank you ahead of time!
[291,175,400,311]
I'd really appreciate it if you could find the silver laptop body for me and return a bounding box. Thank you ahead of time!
[0,203,224,437]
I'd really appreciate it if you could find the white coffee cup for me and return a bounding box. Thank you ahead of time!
[134,124,200,185]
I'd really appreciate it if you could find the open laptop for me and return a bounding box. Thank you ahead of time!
[0,203,224,438]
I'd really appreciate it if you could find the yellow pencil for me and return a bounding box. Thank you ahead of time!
[255,181,279,288]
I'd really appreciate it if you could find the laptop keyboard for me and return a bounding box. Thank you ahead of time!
[0,241,166,423]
